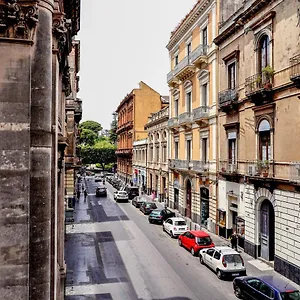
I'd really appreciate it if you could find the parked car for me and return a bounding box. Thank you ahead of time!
[140,202,157,215]
[148,209,176,224]
[178,230,214,256]
[94,175,102,182]
[125,186,139,200]
[199,246,246,279]
[233,275,300,299]
[132,196,146,208]
[95,186,107,197]
[162,217,188,238]
[114,190,129,202]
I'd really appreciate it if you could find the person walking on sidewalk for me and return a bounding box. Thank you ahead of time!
[76,189,81,202]
[84,189,88,202]
[230,231,238,251]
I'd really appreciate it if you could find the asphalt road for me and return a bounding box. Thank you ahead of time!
[65,177,238,300]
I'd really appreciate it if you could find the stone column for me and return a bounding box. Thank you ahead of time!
[29,1,54,300]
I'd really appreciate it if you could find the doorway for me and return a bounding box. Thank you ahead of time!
[186,179,192,218]
[200,187,209,226]
[260,199,275,261]
[174,188,179,210]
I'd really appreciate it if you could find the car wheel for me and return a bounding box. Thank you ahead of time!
[199,255,204,264]
[234,286,242,299]
[191,248,196,256]
[216,269,223,280]
[149,220,153,224]
[178,239,182,247]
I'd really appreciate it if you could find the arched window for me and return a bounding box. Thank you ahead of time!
[258,119,271,161]
[258,35,270,72]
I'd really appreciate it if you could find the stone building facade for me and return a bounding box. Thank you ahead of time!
[215,0,300,285]
[166,0,218,232]
[116,82,163,183]
[132,139,148,191]
[145,105,169,201]
[0,0,80,299]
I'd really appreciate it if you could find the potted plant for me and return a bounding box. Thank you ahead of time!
[262,65,275,89]
[256,159,269,176]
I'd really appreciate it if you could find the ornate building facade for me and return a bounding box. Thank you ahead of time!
[116,82,163,183]
[0,0,80,299]
[145,105,169,201]
[215,0,300,285]
[167,0,219,231]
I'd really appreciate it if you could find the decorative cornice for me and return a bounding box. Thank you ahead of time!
[0,0,38,41]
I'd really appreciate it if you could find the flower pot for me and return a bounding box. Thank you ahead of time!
[262,171,268,177]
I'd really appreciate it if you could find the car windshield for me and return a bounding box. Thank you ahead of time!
[196,237,212,245]
[175,221,186,226]
[151,210,161,216]
[146,203,157,208]
[119,192,127,195]
[223,254,243,264]
[280,291,300,300]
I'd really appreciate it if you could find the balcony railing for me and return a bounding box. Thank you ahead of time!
[290,54,300,87]
[173,55,193,77]
[169,159,189,170]
[168,117,179,128]
[246,160,274,178]
[245,72,273,95]
[148,107,169,124]
[219,160,237,173]
[218,89,238,108]
[115,148,133,156]
[191,45,208,66]
[192,106,208,121]
[289,162,300,183]
[191,160,208,173]
[178,112,192,125]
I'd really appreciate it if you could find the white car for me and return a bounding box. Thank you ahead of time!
[199,246,247,279]
[114,191,129,202]
[163,217,188,238]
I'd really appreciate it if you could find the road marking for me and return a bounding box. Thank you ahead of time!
[97,200,102,206]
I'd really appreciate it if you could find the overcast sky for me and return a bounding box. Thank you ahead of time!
[76,0,196,129]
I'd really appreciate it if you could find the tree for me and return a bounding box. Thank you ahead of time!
[79,120,102,135]
[109,112,118,145]
[79,128,98,146]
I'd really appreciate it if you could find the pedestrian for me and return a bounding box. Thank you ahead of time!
[151,190,155,201]
[76,189,80,202]
[84,189,88,202]
[81,184,85,192]
[230,231,238,251]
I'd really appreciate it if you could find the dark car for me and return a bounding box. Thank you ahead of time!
[233,275,300,300]
[132,196,146,208]
[148,208,176,224]
[126,186,139,200]
[95,186,107,197]
[140,202,157,215]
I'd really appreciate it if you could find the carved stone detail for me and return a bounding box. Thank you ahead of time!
[0,0,38,40]
[62,66,71,97]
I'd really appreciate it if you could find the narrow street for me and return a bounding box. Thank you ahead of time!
[64,177,273,300]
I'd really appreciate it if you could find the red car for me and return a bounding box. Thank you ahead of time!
[178,230,215,256]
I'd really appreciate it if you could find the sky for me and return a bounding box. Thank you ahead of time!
[76,0,196,130]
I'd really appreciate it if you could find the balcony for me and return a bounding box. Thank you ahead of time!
[290,54,300,88]
[289,162,300,184]
[191,160,208,173]
[169,159,189,171]
[168,117,179,129]
[192,106,209,126]
[178,112,192,128]
[167,70,179,87]
[74,98,82,123]
[245,72,274,105]
[246,160,274,178]
[191,45,208,68]
[219,160,238,174]
[218,89,238,112]
[115,148,133,156]
[173,55,196,81]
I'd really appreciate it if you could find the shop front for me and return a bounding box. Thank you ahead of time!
[200,187,209,227]
[218,208,226,238]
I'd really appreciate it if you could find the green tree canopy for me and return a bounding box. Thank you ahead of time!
[79,120,102,134]
[109,114,118,145]
[79,128,98,146]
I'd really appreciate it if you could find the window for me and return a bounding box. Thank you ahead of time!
[258,35,270,71]
[213,251,221,260]
[259,283,274,298]
[187,42,192,56]
[228,132,236,164]
[202,84,208,107]
[174,98,179,117]
[206,249,215,257]
[186,91,192,114]
[258,120,271,161]
[156,146,159,162]
[175,54,179,66]
[202,138,208,163]
[202,27,208,46]
[228,62,236,89]
[150,146,153,161]
[187,140,192,161]
[175,141,179,159]
[163,145,167,162]
[247,279,261,290]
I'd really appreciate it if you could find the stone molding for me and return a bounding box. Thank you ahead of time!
[0,0,38,41]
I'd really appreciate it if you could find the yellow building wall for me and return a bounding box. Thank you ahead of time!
[133,82,161,141]
[192,27,200,51]
[192,128,200,159]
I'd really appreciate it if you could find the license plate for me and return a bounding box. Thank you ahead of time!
[232,273,239,276]
[179,228,185,230]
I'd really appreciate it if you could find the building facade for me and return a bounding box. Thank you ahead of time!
[215,0,300,285]
[166,0,219,231]
[145,106,169,201]
[116,82,163,183]
[0,0,80,299]
[132,139,148,191]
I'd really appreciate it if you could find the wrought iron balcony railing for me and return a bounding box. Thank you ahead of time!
[245,72,273,95]
[290,54,300,87]
[218,89,238,107]
[169,159,189,170]
[191,160,208,173]
[219,160,237,173]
